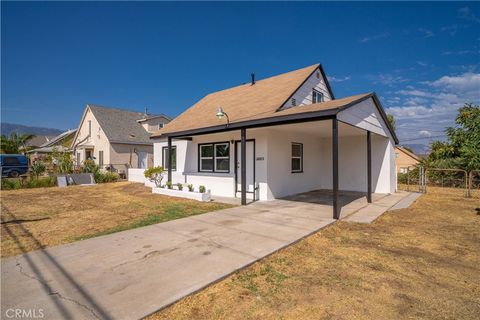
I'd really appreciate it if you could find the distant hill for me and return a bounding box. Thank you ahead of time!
[1,123,64,136]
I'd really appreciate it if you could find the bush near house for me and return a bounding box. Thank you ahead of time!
[1,176,57,190]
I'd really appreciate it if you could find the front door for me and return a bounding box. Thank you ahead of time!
[235,140,255,198]
[138,152,147,169]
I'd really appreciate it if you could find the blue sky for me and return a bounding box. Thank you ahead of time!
[2,2,479,148]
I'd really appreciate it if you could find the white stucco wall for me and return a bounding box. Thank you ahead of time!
[128,168,146,183]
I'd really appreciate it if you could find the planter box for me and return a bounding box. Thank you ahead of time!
[152,187,211,202]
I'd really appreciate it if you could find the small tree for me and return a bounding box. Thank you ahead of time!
[31,161,46,179]
[51,147,73,174]
[144,166,165,187]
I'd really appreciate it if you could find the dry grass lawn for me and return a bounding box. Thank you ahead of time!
[1,182,231,258]
[148,187,480,320]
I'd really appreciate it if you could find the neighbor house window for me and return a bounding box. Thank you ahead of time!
[400,167,408,174]
[162,146,177,171]
[199,142,230,172]
[312,89,324,103]
[291,143,303,173]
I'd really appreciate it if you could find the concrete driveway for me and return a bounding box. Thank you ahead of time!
[1,200,335,319]
[1,190,415,319]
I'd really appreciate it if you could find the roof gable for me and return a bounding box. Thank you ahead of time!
[153,64,328,136]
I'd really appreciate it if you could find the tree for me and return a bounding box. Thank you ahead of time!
[386,114,396,131]
[31,161,46,179]
[144,166,165,187]
[0,132,36,154]
[51,147,73,173]
[425,103,480,172]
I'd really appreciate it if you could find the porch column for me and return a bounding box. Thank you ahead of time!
[367,131,372,203]
[167,136,172,184]
[241,128,247,205]
[332,118,340,219]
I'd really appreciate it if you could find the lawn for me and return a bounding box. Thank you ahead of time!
[0,182,232,258]
[148,187,480,320]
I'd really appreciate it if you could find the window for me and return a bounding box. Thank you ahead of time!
[291,143,303,173]
[291,98,296,106]
[399,167,408,174]
[76,152,81,165]
[159,123,164,128]
[162,146,177,171]
[3,157,20,165]
[99,151,104,167]
[88,120,92,136]
[312,89,324,103]
[199,142,230,172]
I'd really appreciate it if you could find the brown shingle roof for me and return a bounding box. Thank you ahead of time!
[152,64,322,137]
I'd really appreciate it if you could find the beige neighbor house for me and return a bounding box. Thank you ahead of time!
[151,63,399,219]
[395,146,421,173]
[72,105,171,173]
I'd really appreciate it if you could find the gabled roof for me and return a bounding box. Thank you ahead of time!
[152,64,334,137]
[83,105,157,145]
[40,129,77,148]
[25,136,54,147]
[396,146,421,162]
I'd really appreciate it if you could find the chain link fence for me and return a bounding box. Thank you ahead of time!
[397,166,480,199]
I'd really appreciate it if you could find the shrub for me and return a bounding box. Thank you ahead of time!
[199,185,206,193]
[26,176,57,188]
[31,161,46,179]
[176,183,183,191]
[81,159,99,174]
[51,147,73,173]
[166,181,173,189]
[187,184,194,192]
[144,166,165,187]
[94,171,119,183]
[1,178,22,190]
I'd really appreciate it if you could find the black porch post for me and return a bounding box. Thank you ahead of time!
[241,128,247,205]
[332,118,340,219]
[167,136,172,184]
[367,131,372,203]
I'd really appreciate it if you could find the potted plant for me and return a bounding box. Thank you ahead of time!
[199,185,206,193]
[166,181,173,189]
[176,183,183,191]
[187,184,194,192]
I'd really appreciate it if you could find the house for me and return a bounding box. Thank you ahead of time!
[151,64,398,218]
[72,105,171,172]
[24,135,55,150]
[28,129,77,160]
[395,146,420,173]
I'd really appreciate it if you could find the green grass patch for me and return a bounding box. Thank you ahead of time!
[72,202,227,241]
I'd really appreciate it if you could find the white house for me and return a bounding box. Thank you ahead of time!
[151,64,398,218]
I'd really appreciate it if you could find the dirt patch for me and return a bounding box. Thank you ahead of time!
[148,187,480,320]
[0,182,232,257]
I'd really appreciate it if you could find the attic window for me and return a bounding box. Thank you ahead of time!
[316,71,320,79]
[291,98,296,106]
[312,89,324,103]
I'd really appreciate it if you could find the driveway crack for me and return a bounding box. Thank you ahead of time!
[14,256,101,320]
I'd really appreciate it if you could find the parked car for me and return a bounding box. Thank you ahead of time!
[0,154,29,177]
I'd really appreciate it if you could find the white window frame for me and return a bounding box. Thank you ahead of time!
[199,144,214,172]
[312,89,324,103]
[162,146,177,171]
[291,142,303,173]
[214,143,230,173]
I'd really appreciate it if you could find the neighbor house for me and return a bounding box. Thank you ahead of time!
[72,105,171,172]
[395,146,420,173]
[151,64,398,218]
[28,128,77,160]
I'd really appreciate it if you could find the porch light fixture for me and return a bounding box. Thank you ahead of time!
[216,106,230,126]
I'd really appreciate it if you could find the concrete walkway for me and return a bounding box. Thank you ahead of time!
[1,191,418,319]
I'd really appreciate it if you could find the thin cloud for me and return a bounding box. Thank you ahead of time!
[458,7,480,23]
[441,25,458,36]
[417,61,428,67]
[359,32,389,43]
[442,50,478,56]
[327,75,351,82]
[418,28,434,38]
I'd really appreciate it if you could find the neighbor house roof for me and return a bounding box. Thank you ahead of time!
[396,146,421,162]
[39,129,77,148]
[25,135,54,147]
[152,63,334,137]
[87,105,158,145]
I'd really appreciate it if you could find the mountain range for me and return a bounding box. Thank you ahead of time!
[1,123,64,137]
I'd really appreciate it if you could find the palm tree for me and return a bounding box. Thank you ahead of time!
[0,132,36,154]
